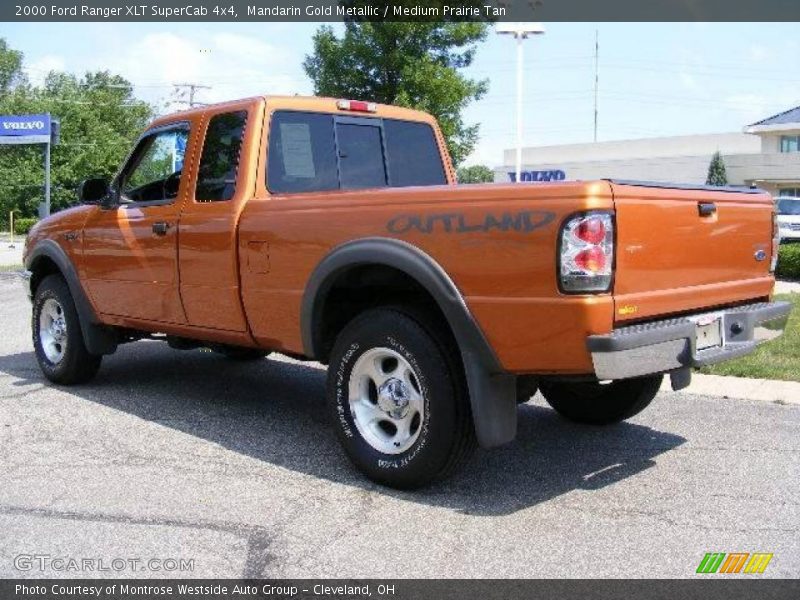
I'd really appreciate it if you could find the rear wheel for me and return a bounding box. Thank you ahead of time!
[539,374,663,425]
[32,274,102,385]
[326,307,475,489]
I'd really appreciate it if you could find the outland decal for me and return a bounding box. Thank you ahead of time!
[387,210,556,235]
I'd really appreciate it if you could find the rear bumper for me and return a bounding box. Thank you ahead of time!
[587,301,792,380]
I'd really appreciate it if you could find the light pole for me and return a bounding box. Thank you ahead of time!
[496,22,545,183]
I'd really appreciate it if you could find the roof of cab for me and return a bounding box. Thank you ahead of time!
[148,95,436,129]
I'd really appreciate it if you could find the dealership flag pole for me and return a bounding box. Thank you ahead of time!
[44,113,51,218]
[497,23,546,183]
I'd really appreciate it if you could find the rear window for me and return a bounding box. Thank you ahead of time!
[196,111,247,202]
[267,110,446,194]
[777,198,800,215]
[336,122,387,190]
[384,120,446,187]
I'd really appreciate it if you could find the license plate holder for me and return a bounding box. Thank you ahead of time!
[689,313,724,351]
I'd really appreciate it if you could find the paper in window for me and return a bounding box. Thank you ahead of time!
[280,123,316,178]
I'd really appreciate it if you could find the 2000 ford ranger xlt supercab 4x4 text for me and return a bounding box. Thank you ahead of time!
[21,96,792,488]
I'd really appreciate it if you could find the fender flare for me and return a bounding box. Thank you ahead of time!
[301,237,516,448]
[26,239,118,355]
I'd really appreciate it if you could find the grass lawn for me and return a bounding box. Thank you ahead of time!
[699,293,800,382]
[0,264,22,272]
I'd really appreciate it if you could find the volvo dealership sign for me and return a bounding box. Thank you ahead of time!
[1,113,59,217]
[0,114,52,144]
[508,169,567,183]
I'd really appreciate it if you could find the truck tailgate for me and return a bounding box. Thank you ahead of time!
[610,181,775,322]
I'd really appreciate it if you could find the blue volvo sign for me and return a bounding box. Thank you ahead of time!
[0,114,52,144]
[508,169,567,183]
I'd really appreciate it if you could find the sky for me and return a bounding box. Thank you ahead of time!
[1,22,799,167]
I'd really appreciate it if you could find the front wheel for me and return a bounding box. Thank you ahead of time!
[326,308,475,489]
[539,374,663,425]
[32,275,102,385]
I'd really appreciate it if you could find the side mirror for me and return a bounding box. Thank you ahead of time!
[78,177,111,205]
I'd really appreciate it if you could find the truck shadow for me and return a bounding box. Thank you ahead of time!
[0,346,686,516]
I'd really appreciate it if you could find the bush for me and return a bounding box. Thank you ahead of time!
[13,217,38,235]
[776,243,800,280]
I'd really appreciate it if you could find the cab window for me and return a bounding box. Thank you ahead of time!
[195,111,247,202]
[120,125,189,203]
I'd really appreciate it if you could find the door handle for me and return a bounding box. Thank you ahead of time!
[152,221,170,236]
[698,202,717,217]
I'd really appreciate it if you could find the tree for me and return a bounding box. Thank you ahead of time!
[457,164,494,184]
[303,22,488,166]
[0,38,153,222]
[0,38,26,94]
[706,151,728,186]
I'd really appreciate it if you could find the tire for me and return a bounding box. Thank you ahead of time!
[211,345,267,361]
[32,274,102,385]
[327,307,475,489]
[539,374,663,425]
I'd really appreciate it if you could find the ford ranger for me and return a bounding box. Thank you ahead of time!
[21,96,792,488]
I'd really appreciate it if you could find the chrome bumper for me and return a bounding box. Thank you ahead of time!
[20,270,32,301]
[588,301,792,380]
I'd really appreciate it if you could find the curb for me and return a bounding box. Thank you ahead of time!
[661,373,800,405]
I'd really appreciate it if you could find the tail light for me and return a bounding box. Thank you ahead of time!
[559,212,614,293]
[770,210,779,273]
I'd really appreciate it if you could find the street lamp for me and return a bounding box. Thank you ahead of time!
[496,22,546,184]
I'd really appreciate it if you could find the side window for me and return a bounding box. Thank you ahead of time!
[267,111,338,193]
[384,120,446,187]
[121,127,188,203]
[196,111,247,202]
[335,122,387,190]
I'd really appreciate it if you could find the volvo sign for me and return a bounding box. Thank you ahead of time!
[508,169,567,183]
[0,114,52,144]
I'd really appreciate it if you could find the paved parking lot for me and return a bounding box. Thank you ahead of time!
[0,274,797,578]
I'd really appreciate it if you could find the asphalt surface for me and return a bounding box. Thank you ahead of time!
[0,274,797,579]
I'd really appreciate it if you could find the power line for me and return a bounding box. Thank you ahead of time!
[171,82,212,108]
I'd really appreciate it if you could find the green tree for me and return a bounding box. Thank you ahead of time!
[0,38,153,222]
[303,23,488,166]
[706,151,729,186]
[0,38,26,93]
[457,164,494,183]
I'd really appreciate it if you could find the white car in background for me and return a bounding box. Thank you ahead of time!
[776,196,800,243]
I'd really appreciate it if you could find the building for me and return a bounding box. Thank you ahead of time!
[495,105,800,197]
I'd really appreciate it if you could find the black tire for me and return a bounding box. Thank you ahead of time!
[32,274,102,385]
[539,374,663,425]
[327,307,475,489]
[211,345,267,361]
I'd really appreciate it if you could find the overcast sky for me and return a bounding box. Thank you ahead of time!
[2,22,799,166]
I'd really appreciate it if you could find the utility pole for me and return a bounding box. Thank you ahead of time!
[593,29,599,143]
[172,83,211,108]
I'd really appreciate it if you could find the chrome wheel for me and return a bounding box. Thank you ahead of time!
[39,298,67,364]
[348,347,425,454]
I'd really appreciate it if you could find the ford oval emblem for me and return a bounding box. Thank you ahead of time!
[754,249,767,262]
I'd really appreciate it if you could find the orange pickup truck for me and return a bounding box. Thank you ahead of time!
[22,96,791,488]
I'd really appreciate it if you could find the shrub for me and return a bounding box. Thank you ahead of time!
[13,217,38,236]
[776,243,800,280]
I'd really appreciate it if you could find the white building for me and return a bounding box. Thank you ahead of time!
[495,105,800,197]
